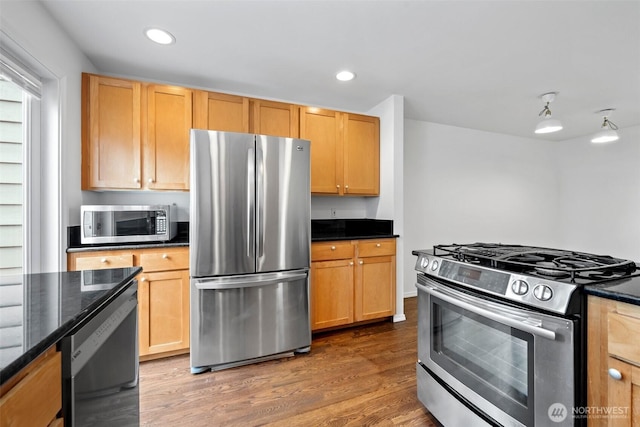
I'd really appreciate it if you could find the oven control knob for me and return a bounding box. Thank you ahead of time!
[511,280,529,295]
[533,284,553,301]
[431,260,439,271]
[420,258,429,269]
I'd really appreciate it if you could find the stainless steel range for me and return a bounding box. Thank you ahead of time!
[413,243,637,427]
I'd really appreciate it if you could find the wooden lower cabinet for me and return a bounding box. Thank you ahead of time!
[588,296,640,426]
[355,255,396,321]
[138,269,190,358]
[0,346,62,426]
[310,238,396,331]
[67,246,190,360]
[311,258,354,329]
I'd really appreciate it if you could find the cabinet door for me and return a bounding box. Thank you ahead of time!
[300,107,342,195]
[138,270,190,357]
[343,113,379,195]
[145,84,192,190]
[607,357,640,426]
[82,74,141,190]
[193,91,249,133]
[310,259,354,330]
[355,255,395,321]
[250,99,299,137]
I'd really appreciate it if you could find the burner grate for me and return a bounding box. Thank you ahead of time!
[433,243,637,284]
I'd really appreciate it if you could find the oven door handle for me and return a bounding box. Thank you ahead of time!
[416,282,557,340]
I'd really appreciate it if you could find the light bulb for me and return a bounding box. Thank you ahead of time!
[145,28,175,45]
[535,118,563,134]
[336,70,355,81]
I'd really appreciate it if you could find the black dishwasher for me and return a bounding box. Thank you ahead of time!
[60,278,139,427]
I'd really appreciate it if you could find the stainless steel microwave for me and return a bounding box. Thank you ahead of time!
[81,205,177,244]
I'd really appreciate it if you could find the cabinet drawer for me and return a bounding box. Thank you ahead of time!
[608,312,640,364]
[74,254,134,271]
[311,242,354,261]
[0,348,61,426]
[139,249,189,272]
[358,239,396,257]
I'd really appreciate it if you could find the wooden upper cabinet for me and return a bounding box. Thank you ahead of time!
[343,113,380,195]
[82,73,142,190]
[193,91,249,133]
[82,73,192,191]
[300,107,380,196]
[81,73,379,195]
[300,107,342,194]
[250,99,299,138]
[145,84,192,190]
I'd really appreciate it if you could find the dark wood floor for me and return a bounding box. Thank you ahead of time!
[139,297,440,426]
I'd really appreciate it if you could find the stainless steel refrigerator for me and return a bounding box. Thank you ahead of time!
[189,130,311,373]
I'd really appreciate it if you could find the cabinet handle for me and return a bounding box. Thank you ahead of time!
[100,258,107,263]
[359,260,364,265]
[134,178,140,184]
[336,184,340,192]
[148,178,155,184]
[349,261,354,266]
[162,254,169,259]
[345,185,349,193]
[140,277,146,282]
[331,246,336,251]
[376,243,381,247]
[608,368,623,381]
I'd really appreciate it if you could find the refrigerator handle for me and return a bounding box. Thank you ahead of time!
[247,147,255,260]
[256,145,265,258]
[193,270,308,290]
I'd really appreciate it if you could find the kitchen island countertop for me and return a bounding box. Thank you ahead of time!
[0,267,141,384]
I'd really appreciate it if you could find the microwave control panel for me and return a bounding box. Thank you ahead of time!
[155,211,167,234]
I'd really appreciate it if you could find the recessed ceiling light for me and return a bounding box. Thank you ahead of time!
[336,70,356,81]
[144,28,175,45]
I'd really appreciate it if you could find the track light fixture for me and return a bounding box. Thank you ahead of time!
[535,92,563,134]
[591,109,619,144]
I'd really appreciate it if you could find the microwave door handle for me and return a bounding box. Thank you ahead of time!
[416,282,557,340]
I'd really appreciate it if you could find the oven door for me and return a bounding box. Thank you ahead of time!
[416,275,577,427]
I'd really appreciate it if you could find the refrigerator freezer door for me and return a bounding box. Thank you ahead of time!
[190,270,311,370]
[190,130,256,277]
[256,135,310,273]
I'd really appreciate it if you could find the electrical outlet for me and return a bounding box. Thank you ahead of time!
[330,208,337,218]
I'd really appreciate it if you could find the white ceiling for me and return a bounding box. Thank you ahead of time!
[39,0,640,141]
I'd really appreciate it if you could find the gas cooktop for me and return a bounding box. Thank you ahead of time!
[414,243,639,314]
[432,243,637,286]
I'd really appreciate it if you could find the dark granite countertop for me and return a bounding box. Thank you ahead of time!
[67,219,399,249]
[66,239,189,253]
[66,222,189,253]
[585,275,640,306]
[311,218,397,242]
[0,267,141,385]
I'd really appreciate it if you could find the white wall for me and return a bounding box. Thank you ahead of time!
[366,95,405,320]
[402,120,563,296]
[556,125,640,261]
[1,1,96,271]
